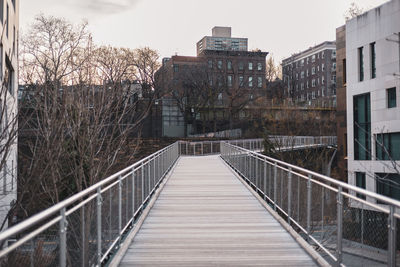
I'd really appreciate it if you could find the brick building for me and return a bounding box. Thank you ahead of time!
[156,27,268,137]
[282,41,337,107]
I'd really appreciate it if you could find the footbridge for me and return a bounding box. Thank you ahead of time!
[1,136,399,267]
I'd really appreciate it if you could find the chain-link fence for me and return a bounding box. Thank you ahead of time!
[0,142,179,267]
[221,142,400,266]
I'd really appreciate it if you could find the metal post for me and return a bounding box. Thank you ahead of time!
[211,142,213,154]
[288,168,292,225]
[388,205,397,267]
[336,186,343,266]
[186,142,188,155]
[59,207,67,267]
[96,187,102,266]
[307,174,312,241]
[264,161,267,200]
[132,171,135,218]
[297,176,300,222]
[321,187,325,236]
[141,163,144,211]
[81,207,85,267]
[148,163,151,195]
[255,157,259,189]
[118,175,122,245]
[153,157,156,188]
[273,163,277,211]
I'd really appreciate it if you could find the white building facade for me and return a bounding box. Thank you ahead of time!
[0,0,18,230]
[347,0,400,202]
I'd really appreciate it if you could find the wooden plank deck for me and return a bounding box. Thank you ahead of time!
[119,155,318,266]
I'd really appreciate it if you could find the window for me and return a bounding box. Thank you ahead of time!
[217,60,222,69]
[312,79,315,87]
[311,55,316,62]
[248,76,253,87]
[0,0,3,24]
[322,51,325,59]
[312,91,315,99]
[321,87,325,97]
[5,57,13,95]
[322,64,325,71]
[301,83,304,90]
[358,47,364,82]
[370,42,376,79]
[208,77,213,86]
[248,62,253,70]
[257,62,262,71]
[355,172,366,200]
[218,93,223,100]
[331,50,336,58]
[354,93,371,160]
[300,59,304,66]
[301,71,304,78]
[227,60,232,70]
[312,67,315,75]
[376,132,400,160]
[239,76,244,87]
[208,60,213,69]
[317,66,319,72]
[376,173,400,201]
[387,87,396,108]
[306,81,309,88]
[239,62,244,70]
[331,75,336,84]
[321,76,325,84]
[343,59,347,85]
[332,63,336,71]
[296,73,298,80]
[306,69,309,77]
[257,77,262,88]
[173,64,179,73]
[306,58,309,64]
[227,75,233,87]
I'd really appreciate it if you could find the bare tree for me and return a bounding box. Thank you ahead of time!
[344,2,364,21]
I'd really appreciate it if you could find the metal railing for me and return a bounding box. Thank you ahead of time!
[178,139,263,156]
[221,142,399,266]
[0,136,338,267]
[0,142,179,267]
[178,136,336,156]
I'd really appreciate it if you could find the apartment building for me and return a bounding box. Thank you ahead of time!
[346,0,400,202]
[196,26,248,55]
[157,27,268,137]
[0,0,19,230]
[282,41,337,107]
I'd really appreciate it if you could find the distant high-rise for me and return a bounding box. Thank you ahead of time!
[196,26,248,55]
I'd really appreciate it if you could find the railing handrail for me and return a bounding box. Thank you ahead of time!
[0,141,178,242]
[221,141,400,210]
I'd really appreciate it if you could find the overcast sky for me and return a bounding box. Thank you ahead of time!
[20,0,389,62]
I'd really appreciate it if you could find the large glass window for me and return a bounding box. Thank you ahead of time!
[217,60,222,69]
[376,132,400,160]
[227,75,232,87]
[238,62,244,71]
[248,76,253,87]
[227,60,232,70]
[257,77,262,88]
[370,42,376,79]
[257,62,262,71]
[248,62,253,71]
[355,172,366,200]
[376,173,400,201]
[354,93,371,160]
[239,76,244,87]
[358,47,364,82]
[208,60,213,69]
[387,87,396,108]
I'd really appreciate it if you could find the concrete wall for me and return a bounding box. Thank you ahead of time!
[346,0,400,198]
[0,0,19,230]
